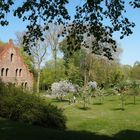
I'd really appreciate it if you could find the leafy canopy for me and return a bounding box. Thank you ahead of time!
[0,0,140,59]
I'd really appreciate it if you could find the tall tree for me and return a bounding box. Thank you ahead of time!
[0,0,140,59]
[31,41,48,93]
[60,34,123,86]
[45,23,63,80]
[16,32,48,92]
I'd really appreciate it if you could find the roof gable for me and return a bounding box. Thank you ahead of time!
[0,39,15,56]
[0,39,32,74]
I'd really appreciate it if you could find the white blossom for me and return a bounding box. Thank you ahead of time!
[88,81,97,90]
[51,80,78,98]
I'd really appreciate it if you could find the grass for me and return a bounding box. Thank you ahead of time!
[0,95,140,140]
[65,96,140,134]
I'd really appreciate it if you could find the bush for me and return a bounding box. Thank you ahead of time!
[0,82,66,129]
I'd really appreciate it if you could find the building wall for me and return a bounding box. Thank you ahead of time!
[0,43,33,90]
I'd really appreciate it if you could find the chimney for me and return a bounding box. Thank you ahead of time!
[9,39,14,46]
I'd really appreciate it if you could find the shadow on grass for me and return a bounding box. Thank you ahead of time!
[0,118,113,140]
[107,99,116,102]
[0,118,140,140]
[125,102,138,105]
[77,107,91,110]
[114,129,140,140]
[110,108,125,111]
[93,103,104,105]
[51,98,69,103]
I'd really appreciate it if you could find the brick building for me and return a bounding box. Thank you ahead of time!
[0,39,34,90]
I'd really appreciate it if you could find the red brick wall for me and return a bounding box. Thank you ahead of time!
[0,42,34,90]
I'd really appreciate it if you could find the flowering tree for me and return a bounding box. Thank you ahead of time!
[51,80,78,101]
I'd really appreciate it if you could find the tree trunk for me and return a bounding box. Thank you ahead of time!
[54,49,57,81]
[37,65,40,93]
[84,69,88,87]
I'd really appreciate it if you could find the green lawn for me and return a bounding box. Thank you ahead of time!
[65,96,140,134]
[0,95,140,140]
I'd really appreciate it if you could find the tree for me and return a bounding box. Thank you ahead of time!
[15,32,34,73]
[60,36,125,88]
[40,58,66,89]
[15,32,47,93]
[60,33,123,87]
[16,33,48,93]
[31,41,48,93]
[130,80,140,104]
[122,65,132,80]
[117,81,127,110]
[51,80,77,101]
[0,0,140,59]
[45,24,63,80]
[131,62,140,80]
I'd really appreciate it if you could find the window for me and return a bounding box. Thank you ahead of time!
[21,82,24,87]
[16,69,18,77]
[6,68,9,76]
[25,82,27,88]
[1,68,4,76]
[11,53,14,62]
[19,69,22,76]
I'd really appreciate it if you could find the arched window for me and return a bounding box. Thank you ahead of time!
[16,69,18,77]
[19,69,22,76]
[21,82,24,87]
[25,82,27,88]
[11,53,14,62]
[1,68,4,76]
[6,68,9,76]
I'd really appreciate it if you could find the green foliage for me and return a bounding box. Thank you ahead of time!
[60,42,125,88]
[0,0,140,61]
[0,82,66,129]
[131,62,140,80]
[128,80,140,104]
[40,59,66,89]
[60,33,125,88]
[103,88,117,96]
[66,52,84,86]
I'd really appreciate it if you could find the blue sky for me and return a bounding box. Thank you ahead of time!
[0,0,140,66]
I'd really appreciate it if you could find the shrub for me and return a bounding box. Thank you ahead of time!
[0,82,66,129]
[51,80,79,100]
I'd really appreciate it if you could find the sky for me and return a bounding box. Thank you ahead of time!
[0,0,140,66]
